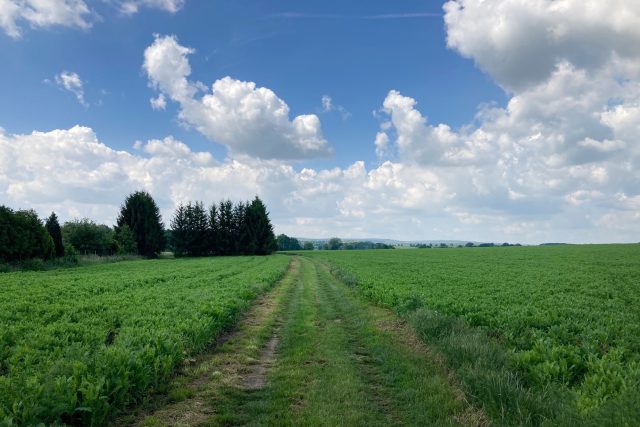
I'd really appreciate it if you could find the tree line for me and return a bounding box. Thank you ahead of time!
[323,238,394,250]
[0,191,164,264]
[169,197,277,256]
[274,235,395,251]
[1,191,278,266]
[276,234,314,251]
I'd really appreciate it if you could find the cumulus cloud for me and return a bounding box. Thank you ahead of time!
[55,71,87,107]
[3,1,640,243]
[0,0,92,38]
[0,0,185,38]
[444,0,640,92]
[365,0,640,239]
[1,125,638,243]
[143,35,333,160]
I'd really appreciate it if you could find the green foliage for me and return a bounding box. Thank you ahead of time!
[302,241,315,251]
[114,224,137,255]
[0,206,54,262]
[45,212,64,257]
[117,191,165,258]
[310,244,640,421]
[0,255,290,426]
[170,197,276,257]
[326,237,342,250]
[341,241,394,250]
[61,218,114,256]
[171,202,209,257]
[216,200,235,255]
[244,197,277,255]
[277,234,302,251]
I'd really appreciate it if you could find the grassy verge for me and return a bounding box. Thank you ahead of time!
[326,259,640,426]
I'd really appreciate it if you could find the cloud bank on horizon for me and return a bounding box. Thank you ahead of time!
[1,0,639,244]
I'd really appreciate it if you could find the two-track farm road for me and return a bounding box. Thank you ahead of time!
[115,256,485,427]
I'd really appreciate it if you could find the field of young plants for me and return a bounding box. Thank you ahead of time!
[0,255,290,426]
[309,244,640,423]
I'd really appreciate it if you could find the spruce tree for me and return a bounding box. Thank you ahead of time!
[217,200,234,255]
[117,191,165,258]
[232,201,247,254]
[189,201,209,256]
[245,197,277,255]
[171,203,187,257]
[208,204,219,255]
[45,212,64,257]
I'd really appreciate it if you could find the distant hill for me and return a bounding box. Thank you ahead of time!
[295,238,485,246]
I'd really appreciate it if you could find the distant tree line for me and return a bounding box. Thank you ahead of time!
[411,241,522,248]
[170,197,277,257]
[276,234,314,251]
[322,238,394,250]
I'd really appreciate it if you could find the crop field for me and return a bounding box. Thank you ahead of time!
[0,256,290,426]
[307,244,640,423]
[2,246,638,426]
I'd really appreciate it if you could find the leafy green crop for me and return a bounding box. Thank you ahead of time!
[308,245,640,416]
[0,255,289,426]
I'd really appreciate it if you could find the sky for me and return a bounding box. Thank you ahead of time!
[0,0,639,244]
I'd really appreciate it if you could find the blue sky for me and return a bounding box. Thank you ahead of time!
[0,0,506,168]
[1,0,639,243]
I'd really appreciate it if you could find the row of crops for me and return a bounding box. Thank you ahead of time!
[0,255,290,426]
[309,245,640,422]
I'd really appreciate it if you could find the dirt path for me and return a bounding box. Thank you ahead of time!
[114,256,485,426]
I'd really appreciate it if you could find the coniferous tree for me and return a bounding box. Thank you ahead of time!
[168,197,277,257]
[232,201,247,254]
[189,201,209,256]
[170,203,187,256]
[208,203,219,255]
[217,200,234,255]
[45,212,64,257]
[245,197,277,255]
[117,191,165,258]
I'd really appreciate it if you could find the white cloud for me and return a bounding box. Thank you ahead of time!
[1,125,638,243]
[0,0,185,38]
[117,0,184,15]
[0,0,92,38]
[361,0,640,241]
[150,93,166,110]
[55,71,87,107]
[374,131,389,159]
[443,0,640,92]
[143,35,333,160]
[3,1,640,244]
[321,95,332,112]
[321,94,351,120]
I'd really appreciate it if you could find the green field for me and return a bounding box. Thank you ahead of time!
[0,256,290,426]
[307,245,640,423]
[2,245,639,426]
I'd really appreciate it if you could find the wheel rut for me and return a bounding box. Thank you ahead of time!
[113,256,485,426]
